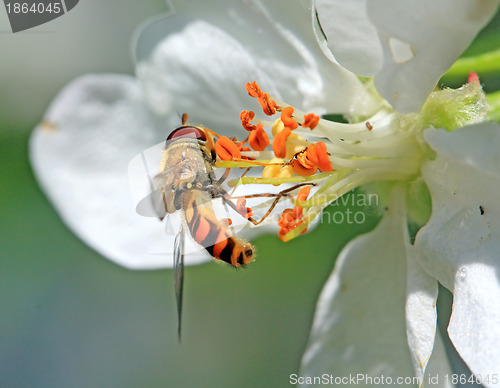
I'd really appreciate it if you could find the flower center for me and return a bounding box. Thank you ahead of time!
[218,78,487,241]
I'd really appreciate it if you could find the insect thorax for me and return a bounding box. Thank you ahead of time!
[160,138,216,213]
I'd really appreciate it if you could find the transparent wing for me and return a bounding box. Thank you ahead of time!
[173,226,185,341]
[132,167,178,219]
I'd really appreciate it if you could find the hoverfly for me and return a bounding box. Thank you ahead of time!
[137,114,310,339]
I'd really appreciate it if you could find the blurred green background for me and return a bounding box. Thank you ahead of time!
[1,2,499,387]
[0,1,379,387]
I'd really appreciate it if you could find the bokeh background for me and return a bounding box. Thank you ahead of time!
[1,1,499,387]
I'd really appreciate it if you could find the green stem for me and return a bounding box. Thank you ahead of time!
[487,90,500,122]
[443,49,500,80]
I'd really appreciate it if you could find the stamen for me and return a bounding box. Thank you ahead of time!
[278,209,295,228]
[281,107,298,130]
[215,136,241,161]
[237,80,426,244]
[248,124,270,151]
[302,113,320,129]
[245,81,262,97]
[238,145,255,160]
[296,150,315,170]
[240,110,257,131]
[272,126,292,158]
[277,186,311,241]
[291,159,317,176]
[308,142,333,172]
[293,186,311,217]
[262,158,294,182]
[259,93,277,116]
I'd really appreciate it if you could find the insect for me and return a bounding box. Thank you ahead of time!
[153,115,308,339]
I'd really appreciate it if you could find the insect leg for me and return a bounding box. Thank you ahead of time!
[216,168,232,186]
[223,183,315,225]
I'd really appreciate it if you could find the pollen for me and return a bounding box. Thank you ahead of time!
[294,186,311,216]
[277,186,311,241]
[302,113,320,130]
[272,126,292,158]
[272,119,307,159]
[215,136,241,161]
[262,158,294,182]
[232,79,431,244]
[240,110,257,131]
[244,81,277,116]
[248,124,269,151]
[291,159,317,176]
[245,81,262,97]
[259,93,277,116]
[307,142,333,172]
[281,107,298,130]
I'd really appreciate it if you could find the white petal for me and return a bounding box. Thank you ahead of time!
[316,0,499,113]
[314,0,383,77]
[406,244,439,384]
[368,0,499,113]
[135,0,378,132]
[30,75,211,269]
[424,331,454,387]
[300,186,418,384]
[415,123,500,385]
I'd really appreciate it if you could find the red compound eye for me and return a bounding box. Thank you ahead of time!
[166,126,207,142]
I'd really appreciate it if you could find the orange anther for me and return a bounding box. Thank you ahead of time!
[303,113,320,130]
[278,228,289,242]
[258,93,277,116]
[240,110,257,131]
[291,159,317,176]
[245,81,262,98]
[294,186,311,218]
[236,198,254,218]
[313,142,333,172]
[215,136,241,161]
[296,186,311,203]
[278,208,295,229]
[280,107,298,130]
[248,124,269,151]
[306,143,319,166]
[296,150,315,170]
[272,126,292,158]
[278,215,307,242]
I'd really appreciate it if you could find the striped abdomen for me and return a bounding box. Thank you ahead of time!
[184,190,254,267]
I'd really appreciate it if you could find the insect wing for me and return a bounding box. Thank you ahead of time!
[173,225,185,340]
[129,141,174,218]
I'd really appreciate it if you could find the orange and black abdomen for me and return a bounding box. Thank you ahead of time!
[184,191,254,267]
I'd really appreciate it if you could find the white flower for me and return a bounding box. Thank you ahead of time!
[29,0,373,269]
[300,0,500,386]
[29,0,500,385]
